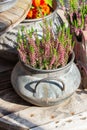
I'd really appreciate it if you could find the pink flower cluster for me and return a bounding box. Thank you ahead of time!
[17,24,74,70]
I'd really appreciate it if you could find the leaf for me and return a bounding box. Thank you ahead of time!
[45,0,52,7]
[59,0,64,6]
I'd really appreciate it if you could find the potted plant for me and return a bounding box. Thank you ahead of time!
[59,0,87,88]
[11,22,81,106]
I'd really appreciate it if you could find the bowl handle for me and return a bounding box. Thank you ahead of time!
[33,77,65,94]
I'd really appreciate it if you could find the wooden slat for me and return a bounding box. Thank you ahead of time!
[15,1,30,10]
[0,58,14,91]
[8,7,25,17]
[0,89,87,130]
[0,0,32,35]
[0,12,19,23]
[0,58,14,72]
[0,87,30,118]
[0,58,31,118]
[0,18,11,32]
[31,111,87,130]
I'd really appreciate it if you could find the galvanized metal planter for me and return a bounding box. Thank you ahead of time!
[11,52,81,106]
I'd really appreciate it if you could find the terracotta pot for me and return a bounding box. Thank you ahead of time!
[11,52,81,106]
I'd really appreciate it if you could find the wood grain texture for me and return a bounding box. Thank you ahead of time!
[0,88,30,118]
[31,111,87,130]
[0,58,14,73]
[0,0,32,35]
[0,89,87,130]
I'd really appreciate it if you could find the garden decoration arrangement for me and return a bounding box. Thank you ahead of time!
[11,22,81,106]
[0,0,62,62]
[59,0,87,88]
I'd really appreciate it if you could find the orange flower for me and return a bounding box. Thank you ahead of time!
[32,0,41,7]
[27,9,33,18]
[40,0,46,5]
[40,4,50,15]
[27,0,51,19]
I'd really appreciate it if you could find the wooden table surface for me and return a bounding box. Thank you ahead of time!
[0,0,32,35]
[0,58,87,130]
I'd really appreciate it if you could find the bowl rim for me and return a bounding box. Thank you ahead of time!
[19,52,75,73]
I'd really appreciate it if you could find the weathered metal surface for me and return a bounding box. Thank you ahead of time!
[11,53,81,106]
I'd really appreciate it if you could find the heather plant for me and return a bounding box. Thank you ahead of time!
[17,23,74,70]
[59,0,87,41]
[59,0,87,88]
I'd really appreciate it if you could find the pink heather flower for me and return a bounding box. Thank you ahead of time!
[58,43,65,66]
[18,49,26,63]
[44,42,51,58]
[49,55,56,69]
[18,42,27,63]
[29,52,36,67]
[27,37,37,67]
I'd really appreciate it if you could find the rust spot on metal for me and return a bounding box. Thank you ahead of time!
[51,115,55,119]
[71,112,75,115]
[80,117,86,120]
[66,119,72,123]
[55,121,59,124]
[30,114,34,117]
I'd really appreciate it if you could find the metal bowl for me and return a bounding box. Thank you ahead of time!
[0,0,17,12]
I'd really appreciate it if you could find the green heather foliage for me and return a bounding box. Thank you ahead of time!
[59,0,87,30]
[17,22,74,70]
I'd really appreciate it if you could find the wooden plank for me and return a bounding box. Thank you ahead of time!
[0,59,29,117]
[0,18,11,33]
[0,89,87,130]
[0,0,32,35]
[0,12,19,23]
[0,58,14,73]
[31,111,87,130]
[0,58,15,90]
[8,7,25,17]
[0,87,30,118]
[15,1,30,10]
